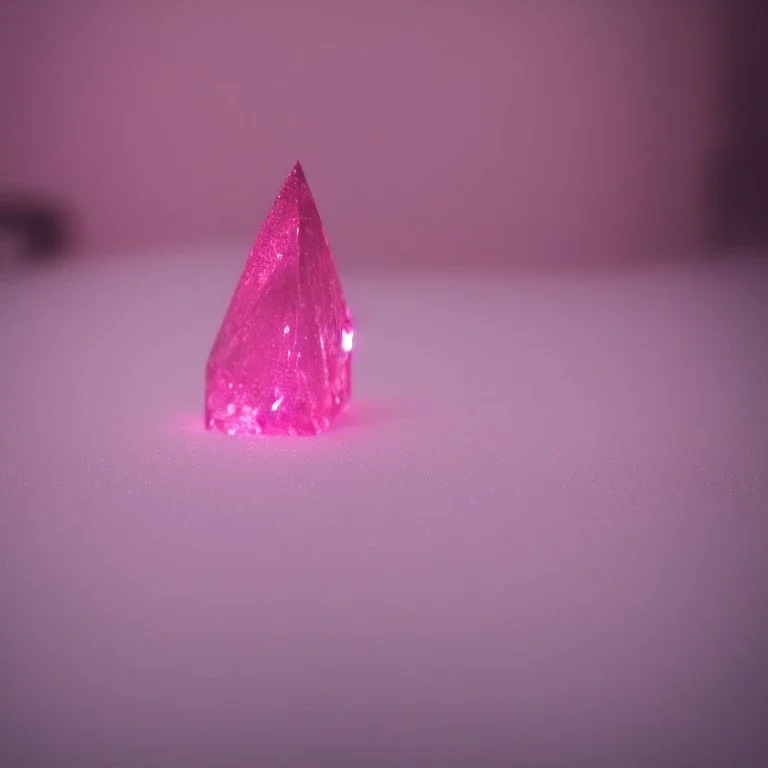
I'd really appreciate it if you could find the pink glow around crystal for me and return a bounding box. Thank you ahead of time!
[205,162,353,436]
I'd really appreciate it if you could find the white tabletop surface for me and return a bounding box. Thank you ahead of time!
[1,250,766,767]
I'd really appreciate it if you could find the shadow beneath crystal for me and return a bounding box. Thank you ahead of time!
[329,398,420,433]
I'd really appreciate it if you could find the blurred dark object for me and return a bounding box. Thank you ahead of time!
[713,1,768,248]
[0,195,72,266]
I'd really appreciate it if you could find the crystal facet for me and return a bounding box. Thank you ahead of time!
[205,162,352,436]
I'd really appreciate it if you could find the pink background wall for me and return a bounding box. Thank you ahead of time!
[1,1,723,269]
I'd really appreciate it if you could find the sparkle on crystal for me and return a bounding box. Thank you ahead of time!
[205,161,353,436]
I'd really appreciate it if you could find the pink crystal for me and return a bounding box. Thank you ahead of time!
[205,162,353,436]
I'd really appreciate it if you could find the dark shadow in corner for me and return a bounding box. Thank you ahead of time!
[710,0,768,252]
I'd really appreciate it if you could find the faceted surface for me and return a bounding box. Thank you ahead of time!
[205,162,352,436]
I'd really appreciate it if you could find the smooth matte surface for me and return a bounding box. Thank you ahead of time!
[1,252,767,767]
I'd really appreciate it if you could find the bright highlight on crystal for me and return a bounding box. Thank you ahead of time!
[205,162,353,436]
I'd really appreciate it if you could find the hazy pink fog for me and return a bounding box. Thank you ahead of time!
[1,1,723,269]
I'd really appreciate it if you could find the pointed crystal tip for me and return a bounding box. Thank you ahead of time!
[204,163,352,436]
[288,161,306,184]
